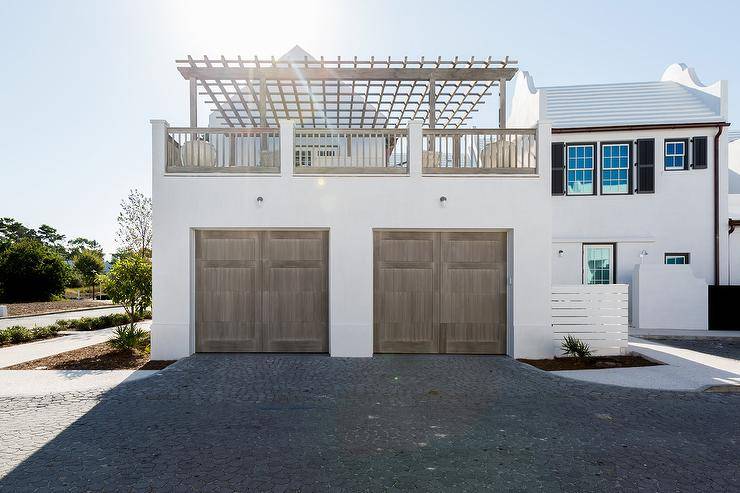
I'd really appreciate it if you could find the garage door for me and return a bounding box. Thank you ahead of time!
[195,230,328,352]
[373,231,507,354]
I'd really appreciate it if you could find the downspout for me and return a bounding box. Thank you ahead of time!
[714,124,724,286]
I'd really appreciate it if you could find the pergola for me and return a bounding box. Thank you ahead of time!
[177,50,517,129]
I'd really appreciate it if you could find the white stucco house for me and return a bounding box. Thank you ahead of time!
[150,47,732,361]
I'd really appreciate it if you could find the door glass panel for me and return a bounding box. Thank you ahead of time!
[584,245,613,284]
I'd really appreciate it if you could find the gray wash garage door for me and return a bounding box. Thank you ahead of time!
[195,230,328,352]
[373,230,507,354]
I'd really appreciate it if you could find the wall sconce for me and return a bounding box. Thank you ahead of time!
[558,249,564,257]
[439,196,447,206]
[256,196,264,206]
[639,249,648,264]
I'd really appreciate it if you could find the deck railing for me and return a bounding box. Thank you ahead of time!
[163,125,539,175]
[422,128,537,174]
[293,128,408,174]
[166,128,280,173]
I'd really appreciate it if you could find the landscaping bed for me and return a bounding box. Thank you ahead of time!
[5,341,174,371]
[519,355,660,371]
[0,311,152,348]
[2,300,113,317]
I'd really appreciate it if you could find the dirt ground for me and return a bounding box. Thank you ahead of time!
[5,342,173,371]
[2,300,113,317]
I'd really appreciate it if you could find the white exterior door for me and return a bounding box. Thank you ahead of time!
[583,244,614,284]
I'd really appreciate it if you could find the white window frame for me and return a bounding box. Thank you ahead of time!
[664,139,687,171]
[582,244,615,285]
[566,144,596,196]
[601,143,630,195]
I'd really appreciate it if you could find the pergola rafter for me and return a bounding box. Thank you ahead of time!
[179,51,517,129]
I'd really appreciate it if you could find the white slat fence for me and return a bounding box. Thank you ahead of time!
[551,284,629,356]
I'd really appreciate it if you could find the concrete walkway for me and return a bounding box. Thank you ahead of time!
[0,370,159,396]
[553,336,740,391]
[0,321,151,368]
[0,306,125,329]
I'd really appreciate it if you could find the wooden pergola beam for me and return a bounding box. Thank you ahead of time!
[178,66,517,82]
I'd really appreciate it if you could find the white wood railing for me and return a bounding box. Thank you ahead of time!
[551,284,629,356]
[166,128,280,173]
[293,128,408,174]
[422,128,537,174]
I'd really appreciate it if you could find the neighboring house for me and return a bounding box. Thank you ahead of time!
[151,48,730,361]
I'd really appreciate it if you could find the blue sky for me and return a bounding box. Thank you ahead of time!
[1,0,737,255]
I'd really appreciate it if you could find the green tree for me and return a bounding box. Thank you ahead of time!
[36,224,66,256]
[100,254,152,327]
[0,218,36,252]
[67,237,103,259]
[73,249,105,299]
[0,239,68,302]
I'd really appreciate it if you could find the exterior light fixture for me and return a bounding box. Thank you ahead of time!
[558,249,564,257]
[439,196,447,206]
[256,196,264,205]
[639,249,648,264]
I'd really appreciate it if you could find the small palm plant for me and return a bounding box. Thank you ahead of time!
[109,325,149,352]
[561,335,593,359]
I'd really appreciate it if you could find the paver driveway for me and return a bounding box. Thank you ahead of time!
[0,354,738,491]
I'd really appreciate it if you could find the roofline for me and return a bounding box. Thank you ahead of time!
[552,122,730,134]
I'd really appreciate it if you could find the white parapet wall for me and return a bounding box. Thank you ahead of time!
[631,264,708,331]
[551,284,629,356]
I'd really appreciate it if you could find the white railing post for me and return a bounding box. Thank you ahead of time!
[536,119,551,178]
[279,119,295,178]
[408,119,423,177]
[151,120,169,175]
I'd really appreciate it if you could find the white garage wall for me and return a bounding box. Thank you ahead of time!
[150,120,555,360]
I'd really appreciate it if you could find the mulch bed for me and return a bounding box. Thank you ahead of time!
[4,342,174,371]
[519,355,660,371]
[2,300,112,317]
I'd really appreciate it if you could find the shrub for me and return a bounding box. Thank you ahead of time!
[5,326,33,344]
[108,326,149,352]
[561,335,593,359]
[0,239,68,302]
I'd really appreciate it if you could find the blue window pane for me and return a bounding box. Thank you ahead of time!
[604,146,611,158]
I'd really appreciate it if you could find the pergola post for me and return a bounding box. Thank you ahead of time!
[189,77,198,128]
[498,77,507,128]
[259,76,268,150]
[428,76,436,152]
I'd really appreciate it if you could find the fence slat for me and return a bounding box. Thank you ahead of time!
[552,284,629,356]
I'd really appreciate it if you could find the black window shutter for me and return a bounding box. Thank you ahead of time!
[551,142,565,195]
[692,136,708,169]
[635,139,655,193]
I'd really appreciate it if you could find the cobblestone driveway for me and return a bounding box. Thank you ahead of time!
[0,355,738,492]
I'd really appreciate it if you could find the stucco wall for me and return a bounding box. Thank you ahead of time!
[150,120,554,360]
[551,127,728,289]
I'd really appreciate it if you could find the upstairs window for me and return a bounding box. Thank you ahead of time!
[664,140,688,170]
[566,144,595,195]
[665,253,690,265]
[601,143,630,194]
[295,149,312,167]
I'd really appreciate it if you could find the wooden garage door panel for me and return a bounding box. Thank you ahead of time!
[374,231,438,353]
[263,231,328,353]
[195,230,327,353]
[374,231,507,354]
[441,232,506,354]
